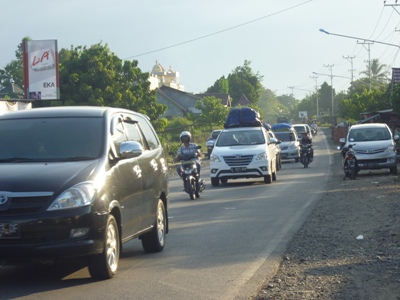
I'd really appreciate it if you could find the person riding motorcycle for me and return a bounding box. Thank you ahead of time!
[176,131,202,177]
[311,121,318,134]
[300,131,313,161]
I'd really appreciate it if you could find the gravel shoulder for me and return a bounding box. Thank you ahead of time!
[253,128,400,300]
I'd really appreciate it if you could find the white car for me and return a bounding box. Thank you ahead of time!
[339,123,399,175]
[210,126,277,186]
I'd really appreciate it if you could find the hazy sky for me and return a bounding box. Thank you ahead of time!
[2,0,400,99]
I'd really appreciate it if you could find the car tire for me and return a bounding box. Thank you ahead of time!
[211,177,220,186]
[264,174,272,184]
[295,157,299,163]
[390,166,398,175]
[141,199,166,253]
[272,169,277,181]
[88,215,120,280]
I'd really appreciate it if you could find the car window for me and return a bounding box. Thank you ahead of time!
[135,114,160,150]
[0,117,103,160]
[217,130,265,146]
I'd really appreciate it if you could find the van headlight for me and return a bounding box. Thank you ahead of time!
[255,152,268,161]
[48,182,96,210]
[386,145,395,152]
[210,154,221,162]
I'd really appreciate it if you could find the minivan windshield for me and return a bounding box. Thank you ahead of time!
[348,127,391,142]
[274,131,296,142]
[0,117,104,162]
[216,130,265,146]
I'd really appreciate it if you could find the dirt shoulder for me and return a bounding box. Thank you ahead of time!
[253,128,400,300]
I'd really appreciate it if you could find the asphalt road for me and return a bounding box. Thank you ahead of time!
[0,132,332,300]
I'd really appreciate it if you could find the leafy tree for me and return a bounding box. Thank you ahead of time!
[258,88,282,123]
[359,58,390,88]
[58,43,167,131]
[391,83,400,114]
[340,86,390,120]
[228,60,263,105]
[0,37,31,89]
[193,96,229,131]
[206,76,229,94]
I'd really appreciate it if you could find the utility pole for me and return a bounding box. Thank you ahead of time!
[358,41,373,90]
[310,75,319,120]
[343,55,355,82]
[324,64,334,117]
[287,86,295,97]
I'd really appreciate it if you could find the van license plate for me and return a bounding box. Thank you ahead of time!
[0,223,20,239]
[231,167,246,173]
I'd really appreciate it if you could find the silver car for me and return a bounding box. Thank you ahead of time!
[339,123,399,175]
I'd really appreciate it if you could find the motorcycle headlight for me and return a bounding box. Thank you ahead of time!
[48,182,96,211]
[210,154,221,162]
[255,152,268,161]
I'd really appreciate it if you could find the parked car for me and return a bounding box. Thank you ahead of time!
[293,124,312,141]
[210,126,277,186]
[206,129,222,158]
[339,123,399,175]
[272,125,300,163]
[268,130,282,170]
[0,106,169,279]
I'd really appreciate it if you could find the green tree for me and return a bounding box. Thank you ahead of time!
[340,86,390,121]
[206,76,229,94]
[359,58,390,88]
[228,60,263,105]
[0,37,31,89]
[193,96,229,130]
[58,43,167,130]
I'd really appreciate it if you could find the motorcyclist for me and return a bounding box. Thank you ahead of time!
[300,131,313,161]
[311,121,318,135]
[176,131,202,178]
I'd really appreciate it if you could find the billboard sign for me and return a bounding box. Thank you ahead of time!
[23,40,59,100]
[299,111,308,118]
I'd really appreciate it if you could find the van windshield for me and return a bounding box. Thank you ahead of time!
[348,128,391,142]
[274,132,296,142]
[216,130,265,146]
[0,117,104,162]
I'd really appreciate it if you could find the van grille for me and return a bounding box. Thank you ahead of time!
[223,155,253,166]
[0,195,51,216]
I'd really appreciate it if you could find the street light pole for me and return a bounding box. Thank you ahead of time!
[319,29,400,49]
[310,75,319,119]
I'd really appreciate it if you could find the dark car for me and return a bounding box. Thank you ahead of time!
[0,106,169,279]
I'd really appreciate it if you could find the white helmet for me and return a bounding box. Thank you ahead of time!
[180,131,191,143]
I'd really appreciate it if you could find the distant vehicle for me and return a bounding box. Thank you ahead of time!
[0,106,169,279]
[269,130,282,170]
[293,124,312,141]
[272,124,300,162]
[206,129,222,158]
[277,117,289,124]
[338,123,399,175]
[210,126,277,186]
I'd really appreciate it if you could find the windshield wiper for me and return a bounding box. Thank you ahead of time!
[0,157,40,163]
[62,157,95,161]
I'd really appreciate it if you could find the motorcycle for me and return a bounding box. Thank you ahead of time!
[300,143,312,168]
[177,147,205,200]
[311,128,317,136]
[340,143,359,180]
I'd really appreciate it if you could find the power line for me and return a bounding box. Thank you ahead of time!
[123,0,313,59]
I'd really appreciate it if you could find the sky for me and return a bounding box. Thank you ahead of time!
[2,0,400,100]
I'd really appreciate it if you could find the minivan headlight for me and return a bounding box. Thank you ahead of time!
[48,182,96,211]
[255,152,268,160]
[386,144,395,152]
[210,154,221,162]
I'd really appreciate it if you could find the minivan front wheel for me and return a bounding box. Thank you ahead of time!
[390,166,398,175]
[88,215,120,280]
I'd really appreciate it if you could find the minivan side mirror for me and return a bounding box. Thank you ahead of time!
[120,141,143,158]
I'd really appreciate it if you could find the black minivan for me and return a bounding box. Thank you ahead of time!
[0,106,169,279]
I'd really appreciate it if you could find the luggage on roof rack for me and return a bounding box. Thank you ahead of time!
[224,107,262,128]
